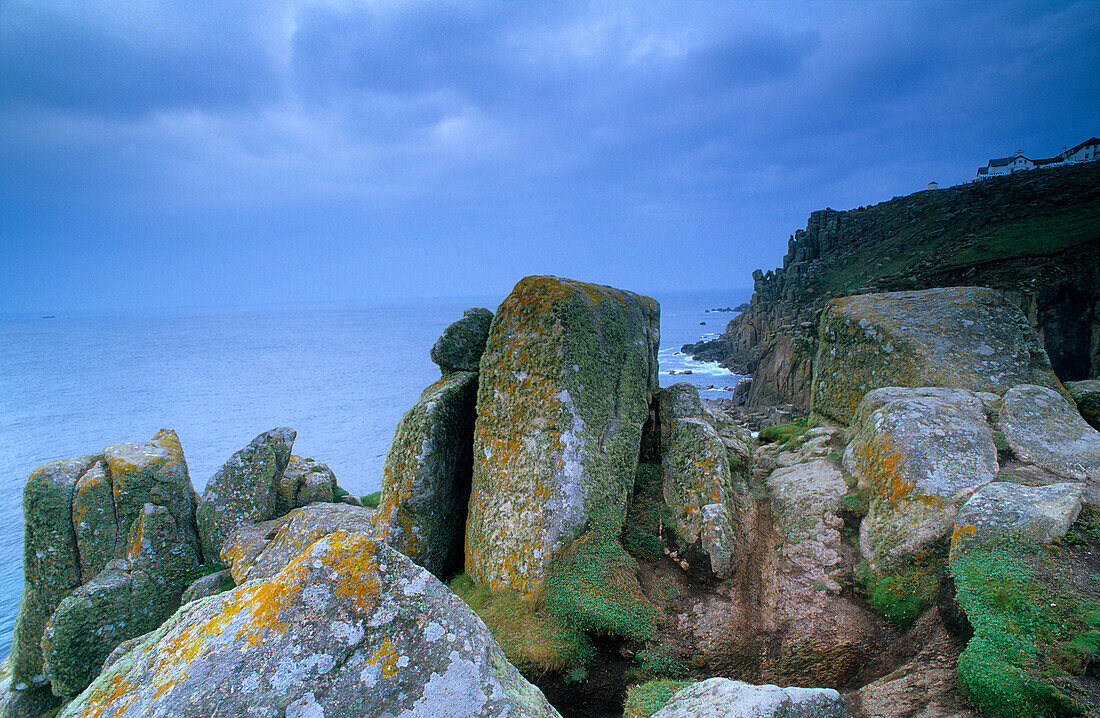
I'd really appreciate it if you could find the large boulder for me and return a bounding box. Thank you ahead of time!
[652,678,845,718]
[998,384,1100,481]
[951,481,1086,555]
[465,276,660,597]
[847,388,998,570]
[657,384,749,578]
[274,455,336,515]
[1066,379,1100,430]
[431,308,494,373]
[375,371,478,578]
[196,427,296,562]
[60,532,562,718]
[812,287,1064,424]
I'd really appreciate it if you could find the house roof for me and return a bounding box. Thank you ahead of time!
[987,156,1027,167]
[977,167,988,175]
[1066,137,1100,156]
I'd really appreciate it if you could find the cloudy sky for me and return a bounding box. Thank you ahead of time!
[2,0,1097,312]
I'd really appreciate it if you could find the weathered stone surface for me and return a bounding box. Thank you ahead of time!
[466,276,659,597]
[71,461,116,583]
[223,503,376,583]
[653,678,845,718]
[61,532,562,718]
[42,504,198,697]
[1067,379,1100,430]
[196,428,296,563]
[658,384,748,578]
[951,482,1086,555]
[848,388,998,569]
[376,371,478,578]
[180,570,234,606]
[9,455,98,689]
[812,287,1064,424]
[998,384,1100,481]
[767,459,847,594]
[275,455,336,515]
[431,307,494,372]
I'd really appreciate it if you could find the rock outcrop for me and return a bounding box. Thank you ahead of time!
[431,307,494,373]
[465,276,660,597]
[951,481,1085,554]
[1067,379,1100,430]
[998,383,1100,481]
[812,287,1063,424]
[652,678,845,718]
[375,371,479,578]
[60,532,562,718]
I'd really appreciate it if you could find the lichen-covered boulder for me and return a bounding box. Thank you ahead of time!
[180,570,234,606]
[60,532,562,718]
[466,276,660,597]
[652,678,845,718]
[766,459,847,593]
[998,384,1100,481]
[222,502,376,583]
[42,503,198,696]
[196,427,296,562]
[1066,379,1100,430]
[951,482,1085,556]
[376,371,478,578]
[812,287,1064,424]
[71,461,115,583]
[848,388,998,569]
[658,384,748,578]
[431,308,494,372]
[274,455,336,515]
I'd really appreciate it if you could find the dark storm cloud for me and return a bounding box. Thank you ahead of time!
[1,1,1097,312]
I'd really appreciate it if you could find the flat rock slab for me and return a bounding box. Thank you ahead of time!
[812,287,1064,425]
[847,388,997,569]
[952,481,1085,555]
[999,384,1100,481]
[766,459,847,592]
[466,276,659,597]
[653,678,845,718]
[61,533,562,718]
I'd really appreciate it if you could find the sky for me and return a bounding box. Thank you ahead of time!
[1,0,1097,313]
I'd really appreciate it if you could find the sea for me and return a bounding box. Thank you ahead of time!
[0,287,749,658]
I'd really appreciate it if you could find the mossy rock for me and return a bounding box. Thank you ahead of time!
[466,276,659,598]
[431,307,494,372]
[811,287,1065,425]
[1066,379,1100,431]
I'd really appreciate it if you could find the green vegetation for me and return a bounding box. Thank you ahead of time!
[627,645,689,683]
[951,541,1100,718]
[332,486,350,501]
[184,561,228,584]
[839,488,870,520]
[1061,503,1100,546]
[757,418,808,449]
[857,554,941,629]
[361,490,381,509]
[623,679,694,718]
[948,205,1099,268]
[622,465,667,561]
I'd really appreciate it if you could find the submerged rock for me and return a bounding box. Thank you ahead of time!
[811,287,1064,424]
[60,532,562,718]
[653,678,845,718]
[465,276,659,597]
[998,384,1100,481]
[431,308,494,373]
[376,371,478,578]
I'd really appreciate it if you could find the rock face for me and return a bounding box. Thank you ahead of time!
[465,276,660,597]
[1067,379,1100,430]
[846,388,998,570]
[652,678,845,718]
[60,532,562,718]
[7,430,201,707]
[431,308,494,373]
[657,384,749,578]
[274,455,336,516]
[998,384,1100,481]
[375,371,479,578]
[951,481,1085,554]
[812,287,1064,425]
[196,427,296,562]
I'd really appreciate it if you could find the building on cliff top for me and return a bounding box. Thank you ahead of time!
[977,136,1099,178]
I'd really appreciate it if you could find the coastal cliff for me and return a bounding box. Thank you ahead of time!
[685,161,1100,411]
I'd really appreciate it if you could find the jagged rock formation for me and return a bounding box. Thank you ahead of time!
[465,276,660,598]
[686,161,1100,409]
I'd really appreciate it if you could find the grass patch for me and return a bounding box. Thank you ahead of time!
[947,205,1100,268]
[623,679,694,718]
[622,465,667,562]
[1061,503,1100,546]
[361,490,382,509]
[857,554,941,629]
[952,542,1100,717]
[627,645,689,683]
[757,418,808,449]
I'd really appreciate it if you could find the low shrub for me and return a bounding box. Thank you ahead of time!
[361,490,382,509]
[757,419,808,448]
[857,555,941,629]
[623,679,694,718]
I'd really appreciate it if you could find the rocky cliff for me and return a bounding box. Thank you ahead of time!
[686,161,1100,410]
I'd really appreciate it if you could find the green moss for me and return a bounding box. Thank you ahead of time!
[839,488,870,519]
[361,490,381,509]
[627,645,689,682]
[757,419,808,448]
[184,562,228,584]
[622,465,667,562]
[857,555,941,629]
[1061,504,1100,546]
[623,679,694,718]
[951,542,1099,717]
[332,486,350,501]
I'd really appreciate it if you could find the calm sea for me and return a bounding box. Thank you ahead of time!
[0,288,747,658]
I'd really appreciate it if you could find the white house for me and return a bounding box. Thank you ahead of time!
[976,136,1098,178]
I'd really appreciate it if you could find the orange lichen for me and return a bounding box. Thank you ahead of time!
[951,523,977,549]
[365,637,401,682]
